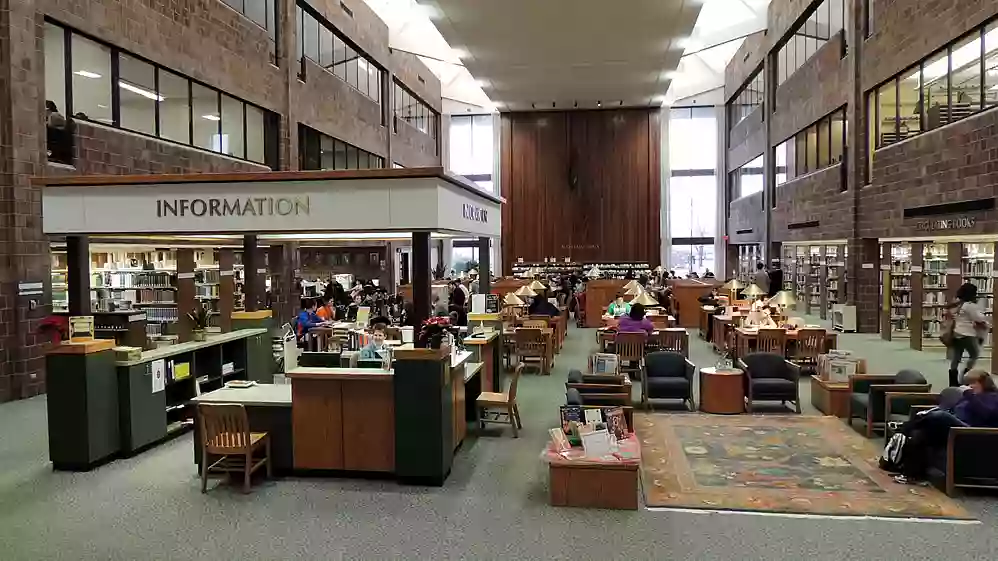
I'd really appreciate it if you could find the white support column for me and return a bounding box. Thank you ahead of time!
[660,107,671,269]
[714,103,727,277]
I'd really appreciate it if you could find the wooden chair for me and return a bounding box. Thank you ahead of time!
[794,328,825,365]
[477,363,524,437]
[656,328,688,357]
[198,403,271,493]
[515,328,549,374]
[614,332,647,379]
[521,318,549,329]
[756,328,787,356]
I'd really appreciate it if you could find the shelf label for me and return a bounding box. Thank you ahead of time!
[177,272,195,279]
[880,264,890,271]
[861,263,874,269]
[220,270,234,277]
[517,258,524,263]
[256,268,267,274]
[910,266,923,273]
[946,268,961,275]
[128,313,147,322]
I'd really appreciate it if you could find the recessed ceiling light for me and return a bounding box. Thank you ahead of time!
[74,70,102,79]
[201,114,221,121]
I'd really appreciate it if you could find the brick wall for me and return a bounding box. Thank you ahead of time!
[724,31,767,101]
[309,0,390,68]
[771,33,849,144]
[772,164,850,241]
[728,106,764,151]
[390,49,442,113]
[862,0,998,91]
[768,0,823,47]
[727,127,765,172]
[728,192,766,244]
[858,108,998,239]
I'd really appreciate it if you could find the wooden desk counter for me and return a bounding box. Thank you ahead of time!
[287,367,395,473]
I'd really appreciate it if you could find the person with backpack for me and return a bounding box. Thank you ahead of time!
[943,283,989,386]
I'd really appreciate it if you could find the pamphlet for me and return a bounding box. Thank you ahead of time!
[560,405,584,433]
[150,359,165,393]
[580,428,613,458]
[584,408,603,426]
[589,353,619,375]
[471,294,487,314]
[549,428,570,451]
[604,406,628,440]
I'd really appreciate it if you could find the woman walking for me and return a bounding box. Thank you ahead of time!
[946,282,989,386]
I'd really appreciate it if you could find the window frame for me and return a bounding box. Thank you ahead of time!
[297,123,385,171]
[296,2,384,105]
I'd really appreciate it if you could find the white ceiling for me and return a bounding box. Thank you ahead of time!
[425,0,702,111]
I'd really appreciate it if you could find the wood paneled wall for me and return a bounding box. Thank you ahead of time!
[500,109,662,272]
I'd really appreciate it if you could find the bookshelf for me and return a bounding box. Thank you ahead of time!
[51,250,68,313]
[888,243,912,339]
[825,244,845,319]
[510,261,651,279]
[737,245,761,284]
[920,243,949,347]
[963,243,994,349]
[807,246,821,314]
[794,246,807,312]
[781,245,795,295]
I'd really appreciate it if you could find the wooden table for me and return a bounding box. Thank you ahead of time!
[504,328,555,372]
[545,437,640,510]
[732,327,838,360]
[711,314,745,352]
[810,375,850,417]
[597,328,687,353]
[699,367,745,414]
[699,306,716,339]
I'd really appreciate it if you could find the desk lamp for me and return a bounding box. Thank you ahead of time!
[767,290,797,322]
[587,265,602,279]
[528,279,547,292]
[630,290,659,307]
[720,278,746,305]
[624,284,643,297]
[623,280,640,293]
[514,285,537,298]
[742,283,766,308]
[503,292,525,307]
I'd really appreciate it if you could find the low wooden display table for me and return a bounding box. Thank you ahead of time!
[810,375,849,418]
[545,436,640,510]
[699,367,744,414]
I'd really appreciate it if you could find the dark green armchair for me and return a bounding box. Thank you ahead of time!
[847,370,931,438]
[884,392,941,439]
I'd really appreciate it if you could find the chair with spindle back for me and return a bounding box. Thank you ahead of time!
[614,331,648,379]
[515,328,549,374]
[794,328,825,366]
[756,328,787,357]
[198,403,271,493]
[656,329,689,357]
[477,363,524,437]
[521,318,549,329]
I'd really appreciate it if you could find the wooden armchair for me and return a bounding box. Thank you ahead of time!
[478,364,524,437]
[847,370,930,438]
[614,332,647,379]
[198,403,271,493]
[514,328,549,374]
[655,328,689,357]
[756,328,787,356]
[907,404,998,496]
[793,328,825,365]
[521,318,549,329]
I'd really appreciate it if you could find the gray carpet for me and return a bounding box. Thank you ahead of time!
[1,322,997,561]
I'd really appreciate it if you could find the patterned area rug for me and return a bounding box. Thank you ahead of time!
[635,414,972,519]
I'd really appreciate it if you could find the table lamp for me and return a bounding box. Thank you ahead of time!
[624,284,643,297]
[767,290,797,319]
[528,279,547,292]
[514,285,537,298]
[720,278,746,303]
[587,265,602,278]
[630,290,659,307]
[623,280,640,293]
[503,292,524,306]
[742,283,766,303]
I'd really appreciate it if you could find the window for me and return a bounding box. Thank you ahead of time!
[46,21,278,166]
[777,0,846,86]
[727,69,763,128]
[671,106,717,170]
[223,0,277,63]
[869,20,998,153]
[70,34,112,124]
[730,154,763,200]
[775,107,846,185]
[865,0,874,38]
[118,54,157,136]
[670,245,716,279]
[670,176,717,238]
[449,114,495,192]
[296,2,383,104]
[297,123,385,170]
[393,80,438,139]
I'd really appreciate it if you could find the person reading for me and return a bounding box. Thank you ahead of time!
[316,295,335,321]
[528,294,559,316]
[296,298,324,343]
[607,295,630,317]
[617,303,654,334]
[360,324,388,359]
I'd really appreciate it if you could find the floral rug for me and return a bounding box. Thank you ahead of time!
[635,414,972,519]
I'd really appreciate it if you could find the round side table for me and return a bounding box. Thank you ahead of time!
[700,367,745,414]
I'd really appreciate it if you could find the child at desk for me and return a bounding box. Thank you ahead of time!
[360,324,388,359]
[607,295,631,317]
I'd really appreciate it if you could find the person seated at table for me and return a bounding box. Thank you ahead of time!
[296,297,324,343]
[607,295,630,317]
[703,269,715,279]
[359,324,389,359]
[315,295,336,321]
[617,303,654,334]
[744,308,777,328]
[891,370,998,484]
[528,294,559,317]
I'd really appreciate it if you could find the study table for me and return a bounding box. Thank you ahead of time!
[732,327,838,360]
[504,327,555,372]
[596,328,689,355]
[190,349,482,485]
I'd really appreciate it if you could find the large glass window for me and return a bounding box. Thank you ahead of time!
[672,106,717,170]
[670,245,716,279]
[776,107,846,185]
[223,0,277,62]
[669,107,718,275]
[449,114,495,192]
[46,21,277,166]
[727,69,763,128]
[777,0,846,86]
[393,80,438,139]
[298,123,384,170]
[118,54,157,136]
[922,49,950,130]
[670,176,717,238]
[296,2,383,104]
[70,34,112,124]
[732,154,764,199]
[987,23,998,109]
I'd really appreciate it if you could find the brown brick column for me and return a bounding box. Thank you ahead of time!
[850,238,881,333]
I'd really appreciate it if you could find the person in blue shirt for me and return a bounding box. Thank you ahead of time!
[360,324,388,359]
[296,298,323,342]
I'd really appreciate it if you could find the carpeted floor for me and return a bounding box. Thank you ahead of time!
[1,320,997,560]
[636,413,971,519]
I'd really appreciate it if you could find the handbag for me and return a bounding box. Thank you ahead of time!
[938,303,962,347]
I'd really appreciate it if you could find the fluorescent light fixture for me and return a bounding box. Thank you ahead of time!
[74,70,102,79]
[261,232,456,241]
[201,114,221,121]
[118,80,164,101]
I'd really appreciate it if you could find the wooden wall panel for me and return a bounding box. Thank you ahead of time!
[500,109,661,272]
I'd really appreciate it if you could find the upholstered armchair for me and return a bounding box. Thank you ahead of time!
[642,351,695,411]
[738,352,801,413]
[908,400,998,496]
[847,369,930,438]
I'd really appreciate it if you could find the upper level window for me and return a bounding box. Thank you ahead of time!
[775,107,846,187]
[296,2,382,106]
[777,0,846,86]
[44,21,279,168]
[730,154,764,200]
[298,124,385,170]
[393,80,437,140]
[449,115,494,191]
[869,21,998,151]
[727,70,763,128]
[221,0,278,64]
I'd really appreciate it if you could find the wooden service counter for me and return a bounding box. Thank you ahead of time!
[192,348,482,485]
[667,279,722,328]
